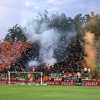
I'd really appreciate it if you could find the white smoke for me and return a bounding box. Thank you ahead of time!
[39,29,60,65]
[25,27,60,65]
[28,60,39,67]
[25,14,76,66]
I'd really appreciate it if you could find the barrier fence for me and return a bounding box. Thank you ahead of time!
[0,71,100,86]
[0,79,100,86]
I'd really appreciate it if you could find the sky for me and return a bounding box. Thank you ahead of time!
[0,0,100,40]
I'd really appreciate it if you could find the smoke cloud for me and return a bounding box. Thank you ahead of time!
[39,29,60,65]
[28,60,39,67]
[25,14,76,66]
[84,31,96,73]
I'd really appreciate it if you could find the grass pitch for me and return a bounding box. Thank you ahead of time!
[0,85,100,100]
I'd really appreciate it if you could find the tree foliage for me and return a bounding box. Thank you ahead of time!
[85,13,100,37]
[4,24,27,42]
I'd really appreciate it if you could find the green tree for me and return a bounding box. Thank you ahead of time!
[83,12,100,37]
[4,24,27,42]
[48,13,73,32]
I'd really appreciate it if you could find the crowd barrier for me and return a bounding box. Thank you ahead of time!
[0,79,100,86]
